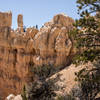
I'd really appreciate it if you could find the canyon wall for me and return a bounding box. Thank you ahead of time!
[0,12,74,99]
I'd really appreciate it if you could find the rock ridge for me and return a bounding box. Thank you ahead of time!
[0,11,74,99]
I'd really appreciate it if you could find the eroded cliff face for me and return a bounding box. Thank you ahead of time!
[0,12,74,99]
[33,14,74,66]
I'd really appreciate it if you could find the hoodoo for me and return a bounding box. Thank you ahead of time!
[0,12,74,99]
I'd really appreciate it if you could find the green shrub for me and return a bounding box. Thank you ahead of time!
[30,64,60,80]
[25,77,58,100]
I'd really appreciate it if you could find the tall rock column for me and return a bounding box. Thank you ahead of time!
[0,11,12,40]
[17,14,24,33]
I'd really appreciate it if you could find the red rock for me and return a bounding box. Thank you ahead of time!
[0,12,74,99]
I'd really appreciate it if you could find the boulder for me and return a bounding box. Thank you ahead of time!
[6,94,22,100]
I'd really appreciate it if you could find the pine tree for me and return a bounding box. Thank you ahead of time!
[71,0,100,99]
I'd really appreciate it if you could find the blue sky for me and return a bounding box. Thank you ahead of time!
[0,0,79,29]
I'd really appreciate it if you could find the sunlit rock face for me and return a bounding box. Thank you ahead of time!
[0,12,38,99]
[33,13,74,66]
[6,94,22,100]
[17,14,24,33]
[0,12,74,99]
[0,11,12,27]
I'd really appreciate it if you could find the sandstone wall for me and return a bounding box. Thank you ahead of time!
[0,12,74,99]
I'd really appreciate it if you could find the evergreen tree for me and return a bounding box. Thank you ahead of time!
[36,25,38,29]
[71,0,100,99]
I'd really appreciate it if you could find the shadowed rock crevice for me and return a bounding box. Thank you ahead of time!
[13,49,17,66]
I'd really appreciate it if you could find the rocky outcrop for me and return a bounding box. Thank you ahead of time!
[49,64,84,95]
[0,11,12,27]
[33,13,74,66]
[5,64,84,100]
[0,12,39,99]
[17,14,24,33]
[17,14,23,28]
[6,94,22,100]
[0,12,74,99]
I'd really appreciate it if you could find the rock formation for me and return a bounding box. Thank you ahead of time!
[17,14,24,33]
[6,94,22,100]
[0,11,12,27]
[0,12,74,99]
[33,13,74,66]
[17,14,23,28]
